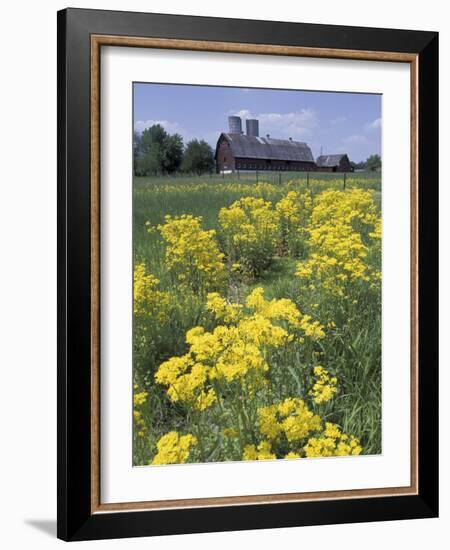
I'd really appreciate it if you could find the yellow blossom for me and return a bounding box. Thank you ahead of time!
[158,214,225,292]
[309,366,338,404]
[206,292,242,323]
[304,423,362,457]
[152,432,198,465]
[295,189,381,296]
[258,398,322,443]
[243,440,276,461]
[219,196,279,276]
[133,263,170,321]
[285,451,301,459]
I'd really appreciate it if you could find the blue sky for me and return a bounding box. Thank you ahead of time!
[134,83,381,163]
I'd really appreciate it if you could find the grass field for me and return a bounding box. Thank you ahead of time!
[132,171,382,466]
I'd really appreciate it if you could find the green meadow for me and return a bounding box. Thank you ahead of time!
[132,172,382,466]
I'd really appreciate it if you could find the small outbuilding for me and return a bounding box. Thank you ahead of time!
[316,154,353,173]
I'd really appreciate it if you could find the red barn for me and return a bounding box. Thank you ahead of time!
[215,116,316,173]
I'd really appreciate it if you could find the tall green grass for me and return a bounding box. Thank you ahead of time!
[133,173,382,464]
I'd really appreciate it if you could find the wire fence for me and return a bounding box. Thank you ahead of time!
[136,170,382,192]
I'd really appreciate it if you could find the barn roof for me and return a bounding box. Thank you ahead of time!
[217,133,315,163]
[316,154,348,167]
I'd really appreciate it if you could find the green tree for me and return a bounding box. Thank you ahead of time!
[135,124,183,176]
[181,139,215,175]
[365,154,382,172]
[133,131,141,158]
[163,134,184,174]
[136,144,164,176]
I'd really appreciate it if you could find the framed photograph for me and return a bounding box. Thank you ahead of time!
[57,8,438,541]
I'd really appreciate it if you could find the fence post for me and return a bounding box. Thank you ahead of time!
[237,169,240,180]
[278,172,281,185]
[256,169,259,183]
[307,172,310,188]
[343,172,347,190]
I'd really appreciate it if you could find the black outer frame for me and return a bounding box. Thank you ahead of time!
[57,8,439,542]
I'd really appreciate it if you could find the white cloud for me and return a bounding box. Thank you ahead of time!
[234,109,251,119]
[229,108,317,140]
[365,117,382,131]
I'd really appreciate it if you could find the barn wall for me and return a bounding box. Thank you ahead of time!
[235,157,315,171]
[216,138,235,172]
[338,156,353,172]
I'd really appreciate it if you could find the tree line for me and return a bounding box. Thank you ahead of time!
[134,124,382,177]
[352,155,382,172]
[134,124,215,176]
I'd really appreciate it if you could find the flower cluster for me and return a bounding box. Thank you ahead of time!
[206,292,242,323]
[258,398,322,442]
[133,390,148,438]
[243,440,276,461]
[276,190,312,256]
[158,214,225,292]
[152,432,198,465]
[245,287,325,339]
[155,287,324,411]
[133,263,170,322]
[254,402,361,460]
[304,422,362,457]
[241,398,362,461]
[154,353,217,411]
[309,366,338,404]
[219,197,279,277]
[296,189,381,297]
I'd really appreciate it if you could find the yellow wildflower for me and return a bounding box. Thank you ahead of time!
[296,189,381,296]
[309,366,338,404]
[133,263,170,321]
[206,292,242,323]
[304,423,362,458]
[133,391,148,407]
[243,440,276,461]
[258,398,322,442]
[285,452,301,459]
[246,287,324,340]
[219,196,279,276]
[152,432,198,465]
[158,214,225,292]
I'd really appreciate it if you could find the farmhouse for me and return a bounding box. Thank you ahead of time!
[316,154,353,173]
[215,116,316,173]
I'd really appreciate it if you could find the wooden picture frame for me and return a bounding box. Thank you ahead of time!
[57,8,438,541]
